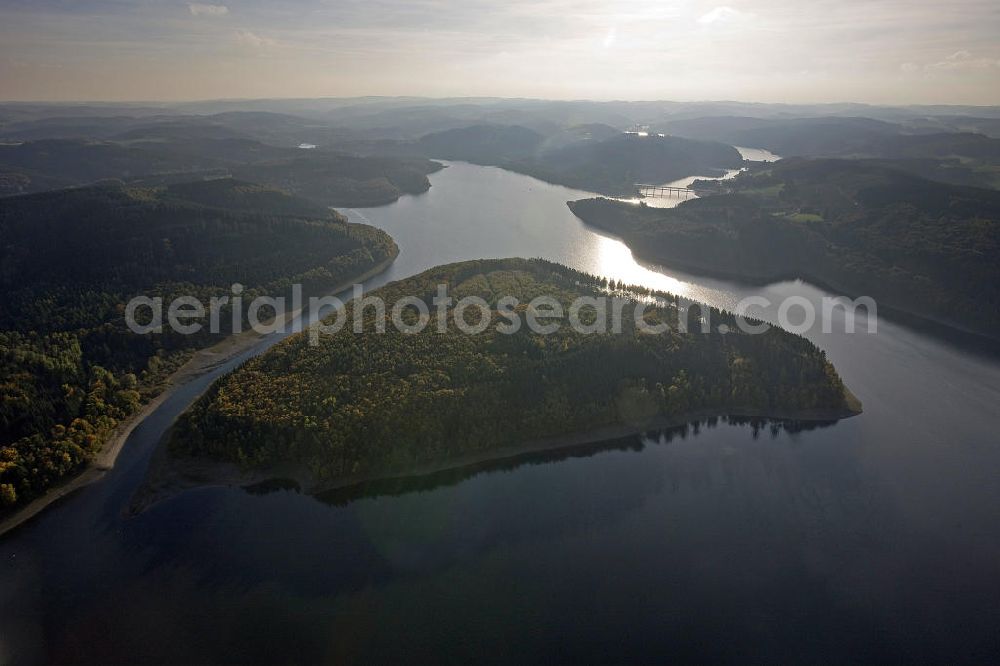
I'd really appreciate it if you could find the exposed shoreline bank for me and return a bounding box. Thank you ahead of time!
[0,251,400,540]
[129,392,862,515]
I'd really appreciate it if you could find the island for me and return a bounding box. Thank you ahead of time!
[568,158,1000,339]
[142,258,860,504]
[0,178,398,517]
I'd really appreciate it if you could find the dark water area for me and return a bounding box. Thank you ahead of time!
[1,163,998,663]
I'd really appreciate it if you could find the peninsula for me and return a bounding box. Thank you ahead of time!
[146,258,861,503]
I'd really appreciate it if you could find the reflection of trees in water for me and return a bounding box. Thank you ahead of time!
[234,415,871,601]
[312,435,647,507]
[240,416,837,506]
[242,477,303,495]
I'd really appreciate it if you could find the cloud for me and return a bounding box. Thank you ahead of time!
[234,30,278,49]
[899,51,1000,75]
[188,3,229,17]
[697,6,751,25]
[603,26,616,49]
[926,50,1000,71]
[3,0,1000,103]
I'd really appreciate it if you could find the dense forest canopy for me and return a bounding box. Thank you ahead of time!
[0,136,441,205]
[568,158,1000,337]
[663,116,1000,189]
[231,153,441,208]
[512,133,744,195]
[171,258,856,485]
[0,179,398,510]
[415,124,546,163]
[409,125,744,195]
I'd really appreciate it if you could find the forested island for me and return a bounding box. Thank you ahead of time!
[0,178,398,511]
[569,158,1000,338]
[156,258,859,499]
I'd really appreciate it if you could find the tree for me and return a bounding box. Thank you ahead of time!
[0,483,16,507]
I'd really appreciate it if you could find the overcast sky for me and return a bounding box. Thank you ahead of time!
[1,0,998,104]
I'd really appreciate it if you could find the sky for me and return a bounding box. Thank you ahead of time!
[1,0,999,104]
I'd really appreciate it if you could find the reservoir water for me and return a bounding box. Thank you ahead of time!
[1,162,998,663]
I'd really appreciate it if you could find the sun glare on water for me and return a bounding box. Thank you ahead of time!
[589,233,735,307]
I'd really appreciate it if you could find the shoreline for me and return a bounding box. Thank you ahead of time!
[450,159,736,199]
[129,393,862,515]
[568,200,1000,349]
[0,251,399,540]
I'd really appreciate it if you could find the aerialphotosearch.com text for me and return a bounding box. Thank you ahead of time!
[125,283,877,345]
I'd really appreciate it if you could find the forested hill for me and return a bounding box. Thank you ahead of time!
[0,137,442,205]
[161,177,331,217]
[411,125,744,195]
[664,115,1000,164]
[0,179,398,510]
[170,258,857,488]
[512,133,744,195]
[415,124,545,163]
[230,153,441,208]
[568,159,1000,338]
[663,116,1000,189]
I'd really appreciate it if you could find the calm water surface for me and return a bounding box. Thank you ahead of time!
[1,162,999,663]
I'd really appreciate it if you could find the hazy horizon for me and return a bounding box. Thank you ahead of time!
[2,0,999,105]
[2,94,1000,110]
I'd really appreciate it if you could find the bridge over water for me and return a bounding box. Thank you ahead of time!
[634,183,697,199]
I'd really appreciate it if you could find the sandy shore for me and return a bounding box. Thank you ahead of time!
[0,253,398,539]
[129,391,862,515]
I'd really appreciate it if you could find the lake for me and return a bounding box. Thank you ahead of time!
[1,162,998,663]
